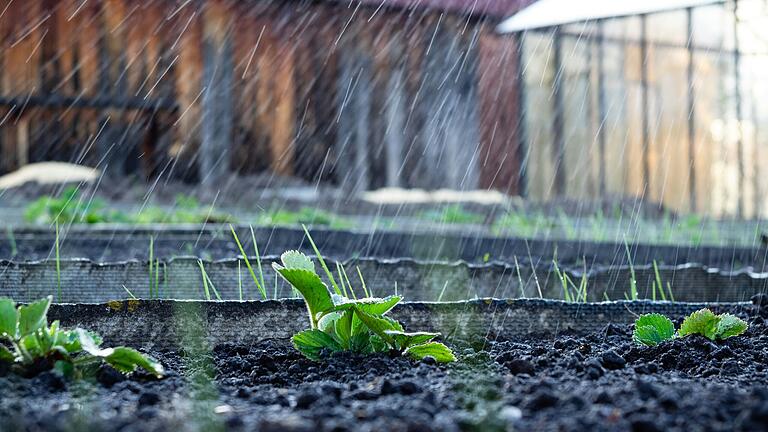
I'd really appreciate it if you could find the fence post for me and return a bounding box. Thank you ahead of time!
[200,1,233,186]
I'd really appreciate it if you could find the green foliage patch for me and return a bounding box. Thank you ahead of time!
[24,188,232,225]
[633,308,748,346]
[0,296,163,379]
[274,231,455,363]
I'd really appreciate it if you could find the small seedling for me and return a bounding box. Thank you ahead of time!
[678,309,748,341]
[651,260,666,301]
[0,296,163,378]
[633,313,675,346]
[6,227,17,258]
[624,240,638,301]
[229,224,267,299]
[633,308,748,346]
[418,204,484,225]
[274,243,455,363]
[197,260,222,301]
[55,221,61,302]
[552,256,572,302]
[148,237,162,300]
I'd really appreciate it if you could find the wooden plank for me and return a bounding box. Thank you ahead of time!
[200,0,233,185]
[52,0,81,163]
[1,1,44,171]
[291,3,338,183]
[270,24,295,176]
[477,27,521,194]
[335,15,371,193]
[380,17,406,189]
[418,12,450,189]
[171,3,203,181]
[400,10,429,188]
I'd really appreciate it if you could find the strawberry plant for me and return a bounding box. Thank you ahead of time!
[633,308,748,346]
[0,296,163,378]
[678,309,748,341]
[633,313,675,346]
[274,248,456,363]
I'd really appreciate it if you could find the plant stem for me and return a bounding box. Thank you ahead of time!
[230,224,266,299]
[55,221,61,302]
[356,266,370,297]
[249,225,266,295]
[302,224,341,295]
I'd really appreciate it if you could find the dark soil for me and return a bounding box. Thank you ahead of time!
[2,306,768,431]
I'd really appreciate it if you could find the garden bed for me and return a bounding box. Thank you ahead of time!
[3,257,768,303]
[1,298,766,431]
[4,225,767,269]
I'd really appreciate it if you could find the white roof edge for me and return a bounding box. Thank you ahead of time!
[497,0,725,33]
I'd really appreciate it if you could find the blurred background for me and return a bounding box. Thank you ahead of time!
[0,0,766,242]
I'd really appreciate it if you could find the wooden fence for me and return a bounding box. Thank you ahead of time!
[0,0,526,194]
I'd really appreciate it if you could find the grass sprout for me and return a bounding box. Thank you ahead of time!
[302,224,341,295]
[55,221,61,302]
[624,239,638,300]
[229,224,267,299]
[197,260,222,301]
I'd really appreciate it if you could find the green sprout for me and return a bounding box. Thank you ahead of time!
[624,240,638,301]
[55,221,61,302]
[633,314,675,346]
[197,260,222,301]
[417,204,484,225]
[273,241,455,363]
[678,309,748,341]
[229,224,267,299]
[258,207,350,228]
[0,296,163,378]
[633,309,748,346]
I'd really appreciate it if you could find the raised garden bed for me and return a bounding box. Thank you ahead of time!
[1,298,767,431]
[4,225,768,268]
[2,256,767,303]
[3,223,768,431]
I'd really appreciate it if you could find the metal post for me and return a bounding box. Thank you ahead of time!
[733,0,745,218]
[552,27,566,196]
[640,14,651,201]
[597,21,607,196]
[686,7,697,213]
[514,32,529,197]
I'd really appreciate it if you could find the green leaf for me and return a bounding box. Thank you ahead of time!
[273,265,334,328]
[105,347,164,377]
[329,310,354,347]
[369,334,388,353]
[317,312,341,333]
[0,345,14,362]
[633,313,675,346]
[17,296,51,337]
[349,332,373,353]
[715,314,748,339]
[353,308,403,346]
[60,329,101,353]
[330,295,402,316]
[679,309,719,340]
[0,298,18,339]
[20,333,43,358]
[53,360,75,378]
[384,330,439,350]
[77,329,113,357]
[74,329,163,377]
[280,250,316,272]
[292,329,343,361]
[404,342,456,363]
